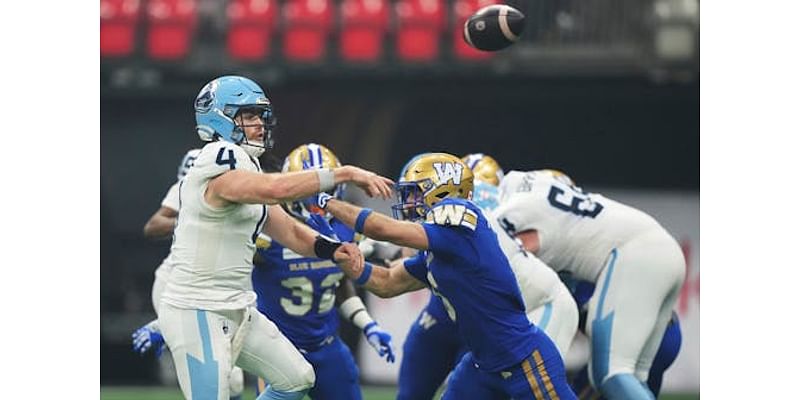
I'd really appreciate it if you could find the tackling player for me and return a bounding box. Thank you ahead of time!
[396,153,578,399]
[157,75,394,400]
[251,143,395,400]
[494,170,685,400]
[318,153,577,399]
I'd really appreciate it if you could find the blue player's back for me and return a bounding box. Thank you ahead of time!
[252,219,354,349]
[406,198,543,372]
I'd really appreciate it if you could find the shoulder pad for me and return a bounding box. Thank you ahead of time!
[424,200,479,231]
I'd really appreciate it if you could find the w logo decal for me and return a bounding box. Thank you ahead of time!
[433,162,463,185]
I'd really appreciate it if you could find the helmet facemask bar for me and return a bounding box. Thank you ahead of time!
[391,180,432,222]
[228,105,277,153]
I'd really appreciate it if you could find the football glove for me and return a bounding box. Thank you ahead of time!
[132,324,166,358]
[363,322,395,363]
[305,213,339,241]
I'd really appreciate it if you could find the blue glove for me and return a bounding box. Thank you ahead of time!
[132,324,166,358]
[363,322,395,363]
[314,192,334,210]
[305,213,339,241]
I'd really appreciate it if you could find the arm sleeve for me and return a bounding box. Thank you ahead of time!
[160,182,181,210]
[403,252,429,284]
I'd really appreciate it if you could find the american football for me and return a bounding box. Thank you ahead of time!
[463,4,526,51]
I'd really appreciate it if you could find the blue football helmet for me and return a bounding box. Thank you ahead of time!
[194,75,276,154]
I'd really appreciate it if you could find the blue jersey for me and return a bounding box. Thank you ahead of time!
[403,198,541,372]
[251,218,355,350]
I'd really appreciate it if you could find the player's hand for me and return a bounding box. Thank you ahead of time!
[132,325,166,358]
[342,166,395,199]
[305,213,339,240]
[363,322,395,363]
[333,242,364,279]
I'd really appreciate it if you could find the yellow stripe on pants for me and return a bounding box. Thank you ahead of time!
[533,350,560,400]
[522,357,546,400]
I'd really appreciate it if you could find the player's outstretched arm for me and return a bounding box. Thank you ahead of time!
[143,206,178,240]
[207,165,394,207]
[263,205,331,258]
[342,256,426,298]
[323,198,430,251]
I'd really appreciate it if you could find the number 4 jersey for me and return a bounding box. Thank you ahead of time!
[162,141,268,311]
[495,170,663,283]
[251,218,354,350]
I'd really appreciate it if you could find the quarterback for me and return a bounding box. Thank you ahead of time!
[157,75,393,400]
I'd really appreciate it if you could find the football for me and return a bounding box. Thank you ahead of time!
[463,4,526,52]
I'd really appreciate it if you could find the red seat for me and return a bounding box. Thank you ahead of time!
[453,0,500,60]
[339,0,390,63]
[101,0,141,57]
[282,0,334,62]
[146,0,197,60]
[395,0,446,62]
[227,0,278,61]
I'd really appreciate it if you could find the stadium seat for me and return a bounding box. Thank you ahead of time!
[339,0,390,63]
[452,0,499,60]
[100,0,141,57]
[226,0,278,61]
[282,0,334,62]
[395,0,446,62]
[146,0,197,60]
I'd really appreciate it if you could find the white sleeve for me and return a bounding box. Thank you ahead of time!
[160,182,181,210]
[192,141,258,182]
[494,193,544,234]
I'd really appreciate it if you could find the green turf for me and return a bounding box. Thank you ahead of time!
[100,386,699,400]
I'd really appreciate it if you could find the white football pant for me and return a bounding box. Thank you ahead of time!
[159,304,315,400]
[586,228,685,388]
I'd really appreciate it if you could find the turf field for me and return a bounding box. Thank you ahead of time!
[101,386,700,399]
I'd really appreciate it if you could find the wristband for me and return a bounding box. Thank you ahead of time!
[338,296,375,330]
[314,234,342,260]
[317,168,335,193]
[355,262,374,285]
[354,208,373,234]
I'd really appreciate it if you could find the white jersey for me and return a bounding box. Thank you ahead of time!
[485,208,565,312]
[161,140,269,311]
[495,170,663,282]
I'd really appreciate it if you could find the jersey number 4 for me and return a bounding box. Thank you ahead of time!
[547,185,604,218]
[215,148,237,170]
[280,272,344,316]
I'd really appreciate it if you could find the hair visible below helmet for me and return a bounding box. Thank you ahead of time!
[194,75,276,154]
[281,143,344,220]
[461,153,504,186]
[176,148,202,181]
[392,153,474,221]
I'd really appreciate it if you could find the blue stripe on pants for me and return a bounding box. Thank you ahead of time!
[591,249,618,387]
[187,310,219,400]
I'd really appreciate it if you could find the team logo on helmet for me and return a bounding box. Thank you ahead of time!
[433,162,464,185]
[194,81,217,113]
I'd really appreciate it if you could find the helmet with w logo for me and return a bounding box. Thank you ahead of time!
[392,153,474,221]
[281,143,344,220]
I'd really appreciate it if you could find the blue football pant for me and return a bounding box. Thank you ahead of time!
[397,310,466,400]
[443,342,577,400]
